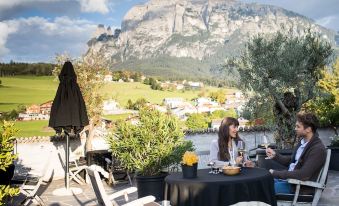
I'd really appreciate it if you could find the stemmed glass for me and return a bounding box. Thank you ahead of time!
[207,161,216,174]
[237,140,245,157]
[261,134,271,159]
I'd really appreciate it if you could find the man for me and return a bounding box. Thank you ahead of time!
[266,112,326,194]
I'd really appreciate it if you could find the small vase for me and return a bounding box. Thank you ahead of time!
[181,163,198,178]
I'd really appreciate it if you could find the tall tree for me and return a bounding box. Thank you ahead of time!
[305,57,339,135]
[53,54,107,152]
[226,29,333,149]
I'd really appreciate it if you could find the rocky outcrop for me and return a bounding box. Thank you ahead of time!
[85,0,336,78]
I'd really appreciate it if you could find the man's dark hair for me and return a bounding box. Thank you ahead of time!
[296,112,319,132]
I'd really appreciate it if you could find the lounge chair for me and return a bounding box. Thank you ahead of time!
[57,151,87,185]
[276,149,331,206]
[86,166,158,206]
[11,151,53,206]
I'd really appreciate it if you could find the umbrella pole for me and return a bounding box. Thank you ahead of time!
[52,132,83,196]
[66,133,70,190]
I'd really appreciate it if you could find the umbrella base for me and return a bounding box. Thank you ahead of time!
[52,187,83,196]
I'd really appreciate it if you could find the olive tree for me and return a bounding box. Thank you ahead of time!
[226,29,333,149]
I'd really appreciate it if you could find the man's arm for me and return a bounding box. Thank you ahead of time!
[273,152,292,167]
[271,146,326,180]
[267,147,292,167]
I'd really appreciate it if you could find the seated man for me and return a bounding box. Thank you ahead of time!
[266,112,326,195]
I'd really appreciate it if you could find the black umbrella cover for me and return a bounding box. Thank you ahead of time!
[49,61,89,135]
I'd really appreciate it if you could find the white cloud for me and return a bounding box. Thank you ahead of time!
[1,16,97,62]
[0,22,18,57]
[0,0,111,15]
[79,0,109,14]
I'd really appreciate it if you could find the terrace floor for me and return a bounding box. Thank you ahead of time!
[7,170,339,206]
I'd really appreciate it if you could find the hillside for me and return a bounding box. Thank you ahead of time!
[85,0,337,80]
[0,76,237,112]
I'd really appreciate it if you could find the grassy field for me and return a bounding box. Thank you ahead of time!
[13,120,54,137]
[0,75,238,137]
[0,76,58,111]
[102,82,237,107]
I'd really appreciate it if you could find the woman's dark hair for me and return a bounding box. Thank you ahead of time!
[218,117,241,161]
[296,112,319,133]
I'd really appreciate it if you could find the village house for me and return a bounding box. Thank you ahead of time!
[170,102,197,120]
[40,100,53,115]
[163,97,185,109]
[26,104,40,114]
[104,74,113,82]
[102,100,120,115]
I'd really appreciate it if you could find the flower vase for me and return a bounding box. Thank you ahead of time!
[181,163,198,178]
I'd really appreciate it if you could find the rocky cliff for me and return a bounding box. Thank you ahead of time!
[85,0,336,79]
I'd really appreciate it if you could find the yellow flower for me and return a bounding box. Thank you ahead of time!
[182,151,199,166]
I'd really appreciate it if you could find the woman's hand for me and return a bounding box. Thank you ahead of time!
[235,156,243,165]
[243,160,255,167]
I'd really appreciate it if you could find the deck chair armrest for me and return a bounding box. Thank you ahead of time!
[121,195,157,206]
[287,179,325,189]
[108,186,137,201]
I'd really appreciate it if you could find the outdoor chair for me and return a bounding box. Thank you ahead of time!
[57,151,87,185]
[11,151,53,206]
[104,157,133,186]
[276,149,331,206]
[86,166,157,206]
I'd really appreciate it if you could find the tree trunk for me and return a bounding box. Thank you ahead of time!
[273,92,298,149]
[85,122,94,153]
[274,113,296,149]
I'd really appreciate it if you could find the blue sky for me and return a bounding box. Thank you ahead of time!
[0,0,338,63]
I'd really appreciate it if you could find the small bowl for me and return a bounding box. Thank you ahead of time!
[222,166,241,175]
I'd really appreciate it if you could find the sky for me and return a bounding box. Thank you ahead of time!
[0,0,338,63]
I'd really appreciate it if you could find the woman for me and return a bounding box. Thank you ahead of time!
[209,117,253,167]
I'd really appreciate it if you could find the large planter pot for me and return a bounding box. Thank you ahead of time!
[328,147,339,171]
[256,148,293,170]
[0,164,15,185]
[135,172,168,201]
[181,163,198,179]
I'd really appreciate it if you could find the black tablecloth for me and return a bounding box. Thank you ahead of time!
[165,168,277,206]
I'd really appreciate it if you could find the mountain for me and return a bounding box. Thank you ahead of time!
[85,0,337,81]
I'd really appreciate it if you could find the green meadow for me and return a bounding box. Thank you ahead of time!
[0,76,58,111]
[0,75,237,137]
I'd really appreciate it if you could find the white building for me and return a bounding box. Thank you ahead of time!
[18,113,49,121]
[102,100,120,115]
[163,97,184,109]
[104,74,112,82]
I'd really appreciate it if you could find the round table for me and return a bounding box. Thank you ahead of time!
[165,167,277,206]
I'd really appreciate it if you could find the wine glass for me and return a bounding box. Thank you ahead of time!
[207,161,216,174]
[237,140,245,158]
[261,134,271,159]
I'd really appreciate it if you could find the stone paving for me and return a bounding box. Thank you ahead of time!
[8,170,339,206]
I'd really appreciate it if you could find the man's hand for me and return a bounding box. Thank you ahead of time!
[243,160,255,167]
[266,148,276,159]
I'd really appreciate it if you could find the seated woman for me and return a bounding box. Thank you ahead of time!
[209,117,254,167]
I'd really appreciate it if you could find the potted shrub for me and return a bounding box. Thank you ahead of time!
[328,135,339,171]
[107,108,194,201]
[0,121,20,205]
[181,151,199,179]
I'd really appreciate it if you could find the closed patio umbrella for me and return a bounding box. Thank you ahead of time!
[49,61,89,195]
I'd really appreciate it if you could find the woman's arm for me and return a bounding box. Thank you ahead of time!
[209,139,229,166]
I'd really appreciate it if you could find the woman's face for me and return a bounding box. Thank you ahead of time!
[229,124,238,138]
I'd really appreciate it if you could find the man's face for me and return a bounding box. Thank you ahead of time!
[295,121,309,138]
